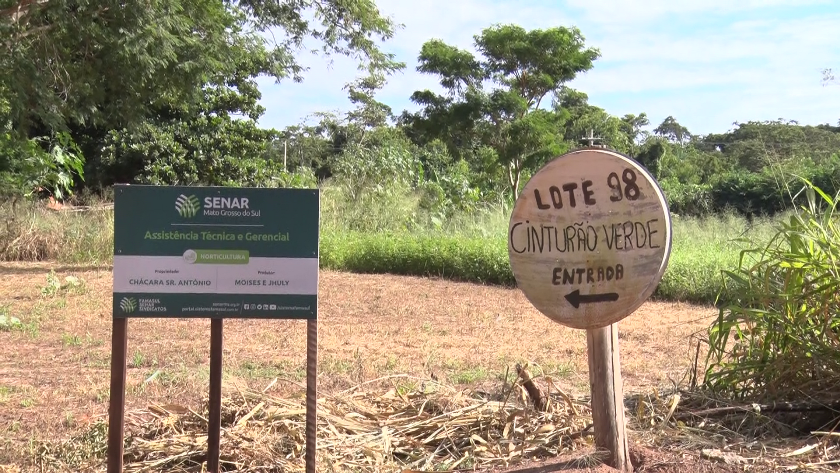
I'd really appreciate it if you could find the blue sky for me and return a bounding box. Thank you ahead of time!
[255,0,840,136]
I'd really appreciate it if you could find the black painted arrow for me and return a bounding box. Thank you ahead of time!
[564,289,619,308]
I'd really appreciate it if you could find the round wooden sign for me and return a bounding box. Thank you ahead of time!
[508,148,672,330]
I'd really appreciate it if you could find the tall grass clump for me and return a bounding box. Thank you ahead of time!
[321,230,514,285]
[0,199,113,264]
[703,180,840,403]
[656,212,777,303]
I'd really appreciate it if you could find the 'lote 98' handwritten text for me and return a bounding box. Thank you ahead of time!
[533,168,642,209]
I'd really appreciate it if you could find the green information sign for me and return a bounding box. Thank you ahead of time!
[113,184,319,319]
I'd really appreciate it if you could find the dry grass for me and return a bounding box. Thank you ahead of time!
[0,263,719,471]
[624,389,840,472]
[0,203,113,264]
[38,380,593,472]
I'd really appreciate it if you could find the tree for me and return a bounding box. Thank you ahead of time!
[402,24,600,199]
[344,74,397,139]
[699,120,840,172]
[654,116,691,144]
[1,0,402,192]
[620,113,650,155]
[96,92,284,188]
[552,87,632,153]
[326,61,406,152]
[2,0,400,134]
[274,123,334,177]
[635,139,665,178]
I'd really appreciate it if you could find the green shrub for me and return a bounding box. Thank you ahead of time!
[709,171,790,217]
[659,158,840,218]
[94,116,283,188]
[706,160,840,218]
[660,179,713,216]
[0,132,85,200]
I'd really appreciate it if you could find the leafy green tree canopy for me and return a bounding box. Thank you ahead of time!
[654,115,691,144]
[0,0,401,135]
[402,24,600,199]
[0,0,403,194]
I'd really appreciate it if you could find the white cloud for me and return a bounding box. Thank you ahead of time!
[255,0,840,134]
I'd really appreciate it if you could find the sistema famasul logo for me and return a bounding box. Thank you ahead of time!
[119,297,137,314]
[175,194,201,218]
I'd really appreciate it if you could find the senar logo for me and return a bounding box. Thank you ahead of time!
[175,194,200,218]
[201,196,255,217]
[119,297,137,313]
[204,196,249,209]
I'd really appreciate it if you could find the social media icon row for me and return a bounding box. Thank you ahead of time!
[243,304,277,310]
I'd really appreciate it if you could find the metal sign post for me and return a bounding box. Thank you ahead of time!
[108,185,320,473]
[508,148,672,471]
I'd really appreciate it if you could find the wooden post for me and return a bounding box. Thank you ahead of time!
[305,319,318,473]
[107,318,128,473]
[207,319,224,472]
[586,324,632,472]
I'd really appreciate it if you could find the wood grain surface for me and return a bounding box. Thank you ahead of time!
[508,148,672,329]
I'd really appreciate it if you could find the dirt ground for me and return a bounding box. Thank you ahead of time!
[487,444,767,473]
[0,263,773,471]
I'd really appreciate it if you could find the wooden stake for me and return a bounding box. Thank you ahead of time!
[305,319,318,473]
[107,317,128,473]
[207,318,224,472]
[586,323,632,472]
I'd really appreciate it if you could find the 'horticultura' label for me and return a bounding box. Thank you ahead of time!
[508,148,672,329]
[113,185,319,319]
